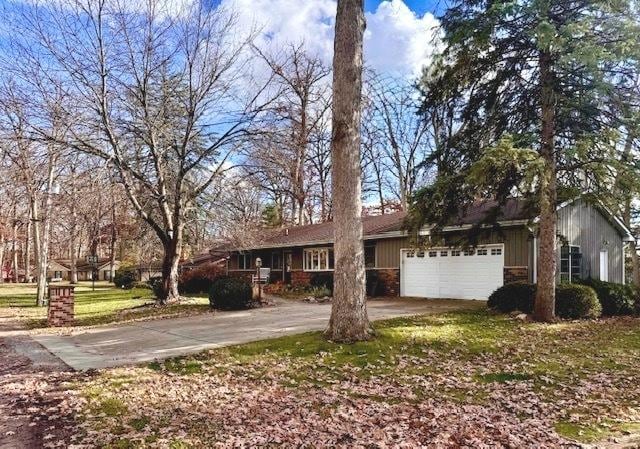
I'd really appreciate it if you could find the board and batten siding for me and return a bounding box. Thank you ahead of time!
[374,227,531,269]
[556,199,624,283]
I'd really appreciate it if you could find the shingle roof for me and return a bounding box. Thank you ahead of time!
[238,199,533,249]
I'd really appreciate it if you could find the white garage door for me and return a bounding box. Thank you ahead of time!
[400,245,504,300]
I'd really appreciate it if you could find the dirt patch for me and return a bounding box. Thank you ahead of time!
[0,336,82,448]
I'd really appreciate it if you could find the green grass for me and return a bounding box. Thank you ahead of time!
[0,282,210,329]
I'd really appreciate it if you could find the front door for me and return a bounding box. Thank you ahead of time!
[284,251,292,284]
[599,250,609,282]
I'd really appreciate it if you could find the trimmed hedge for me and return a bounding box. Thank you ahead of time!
[179,263,225,294]
[578,278,637,316]
[487,282,601,319]
[555,284,601,319]
[487,281,535,313]
[209,277,253,310]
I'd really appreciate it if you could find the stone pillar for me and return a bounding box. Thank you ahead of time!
[47,285,75,327]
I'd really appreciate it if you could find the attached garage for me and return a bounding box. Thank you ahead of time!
[400,245,504,300]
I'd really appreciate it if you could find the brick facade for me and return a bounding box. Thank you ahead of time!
[47,286,75,327]
[291,270,312,287]
[503,266,529,284]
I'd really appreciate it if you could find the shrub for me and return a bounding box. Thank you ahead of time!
[148,277,164,299]
[555,284,602,319]
[578,278,637,316]
[487,282,536,313]
[310,273,333,293]
[113,267,137,289]
[209,277,254,310]
[179,263,225,294]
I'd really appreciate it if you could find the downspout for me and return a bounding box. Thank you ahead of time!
[528,226,538,284]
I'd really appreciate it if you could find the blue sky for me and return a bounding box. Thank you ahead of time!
[366,0,445,15]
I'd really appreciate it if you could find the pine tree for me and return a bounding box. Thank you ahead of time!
[413,0,640,322]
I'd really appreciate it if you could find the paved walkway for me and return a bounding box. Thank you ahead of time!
[33,298,480,370]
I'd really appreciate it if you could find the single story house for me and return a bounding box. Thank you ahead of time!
[49,259,121,282]
[225,198,634,300]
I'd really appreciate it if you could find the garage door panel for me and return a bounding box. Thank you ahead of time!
[401,246,504,300]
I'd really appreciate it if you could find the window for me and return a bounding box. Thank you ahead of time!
[428,251,437,258]
[491,248,502,256]
[364,244,376,268]
[560,245,582,282]
[440,251,448,257]
[406,250,415,258]
[417,250,425,258]
[303,248,333,271]
[463,249,474,256]
[477,249,488,256]
[238,253,251,270]
[451,250,461,256]
[272,252,283,270]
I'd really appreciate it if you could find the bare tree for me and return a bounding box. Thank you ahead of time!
[365,74,432,210]
[9,0,274,303]
[326,0,372,342]
[245,43,332,225]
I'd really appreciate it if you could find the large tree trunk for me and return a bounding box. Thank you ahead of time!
[533,49,557,323]
[159,226,182,305]
[325,0,371,342]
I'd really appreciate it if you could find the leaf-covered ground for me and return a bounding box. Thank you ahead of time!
[58,310,640,448]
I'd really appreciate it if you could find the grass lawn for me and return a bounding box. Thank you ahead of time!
[67,309,640,448]
[0,282,210,329]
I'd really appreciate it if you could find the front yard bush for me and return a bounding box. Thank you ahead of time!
[113,266,137,289]
[209,277,253,310]
[578,278,637,316]
[555,284,601,319]
[488,282,601,319]
[487,281,536,313]
[179,263,225,294]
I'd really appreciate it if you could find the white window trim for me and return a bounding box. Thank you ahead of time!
[303,247,333,272]
[560,245,581,282]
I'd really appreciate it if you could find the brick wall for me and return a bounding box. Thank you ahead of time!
[47,286,75,327]
[503,266,529,284]
[291,270,313,287]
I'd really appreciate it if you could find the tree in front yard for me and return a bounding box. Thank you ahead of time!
[326,0,372,342]
[8,1,275,303]
[410,0,640,322]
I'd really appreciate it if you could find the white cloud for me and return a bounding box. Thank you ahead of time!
[221,0,440,79]
[365,0,440,77]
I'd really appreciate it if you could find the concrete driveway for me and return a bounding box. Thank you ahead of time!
[33,298,481,370]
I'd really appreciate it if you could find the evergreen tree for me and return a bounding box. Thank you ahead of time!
[412,0,640,321]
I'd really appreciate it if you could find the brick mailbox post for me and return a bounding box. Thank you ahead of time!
[47,285,75,327]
